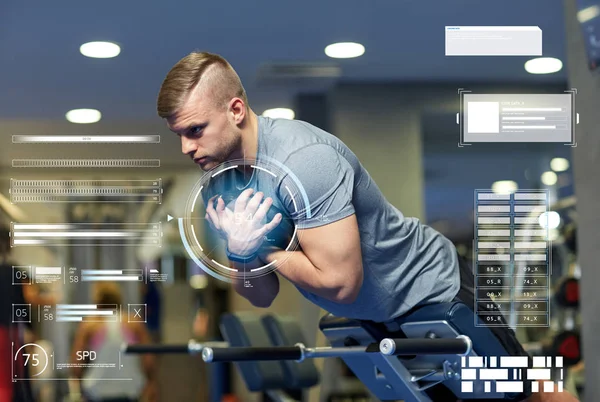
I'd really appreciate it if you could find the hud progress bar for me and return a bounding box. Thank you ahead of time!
[10,223,162,246]
[36,267,62,276]
[81,269,143,282]
[12,159,160,168]
[10,179,162,203]
[55,304,118,322]
[12,135,160,144]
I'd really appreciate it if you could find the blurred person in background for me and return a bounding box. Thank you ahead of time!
[0,224,35,401]
[20,252,61,402]
[70,282,157,402]
[140,281,161,343]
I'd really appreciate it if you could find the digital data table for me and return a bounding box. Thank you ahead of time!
[474,190,551,327]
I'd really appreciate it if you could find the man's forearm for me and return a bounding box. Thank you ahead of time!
[261,248,345,302]
[231,258,279,308]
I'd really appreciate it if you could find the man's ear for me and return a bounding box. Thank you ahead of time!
[229,98,246,125]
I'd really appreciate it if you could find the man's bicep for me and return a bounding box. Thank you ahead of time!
[298,214,363,287]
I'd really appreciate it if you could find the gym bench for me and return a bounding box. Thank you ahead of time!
[124,301,524,401]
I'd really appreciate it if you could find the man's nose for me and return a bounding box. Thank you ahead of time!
[181,136,197,155]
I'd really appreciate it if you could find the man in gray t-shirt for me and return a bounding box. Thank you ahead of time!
[157,51,574,402]
[156,51,459,323]
[199,115,460,323]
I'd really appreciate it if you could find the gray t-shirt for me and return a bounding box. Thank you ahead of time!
[205,116,460,323]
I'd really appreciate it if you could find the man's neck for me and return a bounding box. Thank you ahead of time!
[238,110,259,171]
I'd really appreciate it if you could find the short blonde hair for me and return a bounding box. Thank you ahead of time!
[93,282,122,306]
[157,51,248,118]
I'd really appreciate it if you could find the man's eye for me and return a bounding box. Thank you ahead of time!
[190,126,203,135]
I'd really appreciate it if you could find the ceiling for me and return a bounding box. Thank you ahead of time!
[1,0,568,121]
[0,0,575,237]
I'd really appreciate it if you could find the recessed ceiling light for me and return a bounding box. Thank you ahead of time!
[80,41,121,58]
[524,57,563,74]
[325,42,365,59]
[550,157,570,172]
[538,211,560,230]
[577,5,600,23]
[262,108,295,120]
[491,180,518,194]
[541,171,558,186]
[66,109,102,124]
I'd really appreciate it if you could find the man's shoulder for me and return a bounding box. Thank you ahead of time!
[261,117,340,159]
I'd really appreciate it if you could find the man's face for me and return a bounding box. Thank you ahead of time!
[167,88,242,171]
